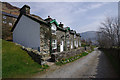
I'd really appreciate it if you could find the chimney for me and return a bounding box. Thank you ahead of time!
[59,22,64,28]
[48,16,51,18]
[20,5,30,15]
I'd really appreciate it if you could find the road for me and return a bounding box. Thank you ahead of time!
[32,48,119,78]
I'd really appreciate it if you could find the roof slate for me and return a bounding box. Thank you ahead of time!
[11,13,50,32]
[2,11,18,18]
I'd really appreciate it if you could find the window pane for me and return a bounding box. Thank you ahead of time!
[9,23,12,26]
[52,30,56,34]
[3,16,6,19]
[3,21,7,24]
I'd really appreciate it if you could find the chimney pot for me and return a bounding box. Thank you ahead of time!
[48,16,50,18]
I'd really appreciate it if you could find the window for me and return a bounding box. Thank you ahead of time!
[52,40,57,49]
[3,21,7,24]
[67,40,70,47]
[3,16,6,19]
[9,23,12,26]
[74,41,76,46]
[52,30,56,34]
[79,41,81,46]
[74,35,76,38]
[51,24,56,35]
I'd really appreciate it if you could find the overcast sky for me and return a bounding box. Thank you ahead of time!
[10,2,118,33]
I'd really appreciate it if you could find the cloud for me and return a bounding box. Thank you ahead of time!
[2,0,119,2]
[88,3,106,9]
[9,2,117,33]
[78,21,100,33]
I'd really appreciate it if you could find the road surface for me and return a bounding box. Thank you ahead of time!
[32,48,119,78]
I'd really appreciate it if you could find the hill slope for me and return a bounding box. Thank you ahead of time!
[2,40,48,78]
[80,31,98,44]
[0,2,20,15]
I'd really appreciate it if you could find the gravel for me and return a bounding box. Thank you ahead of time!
[32,48,119,78]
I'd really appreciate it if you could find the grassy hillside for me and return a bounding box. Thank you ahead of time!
[2,40,48,78]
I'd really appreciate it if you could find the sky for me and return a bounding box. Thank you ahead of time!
[10,2,118,33]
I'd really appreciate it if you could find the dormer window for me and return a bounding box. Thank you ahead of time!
[51,24,56,35]
[74,34,76,38]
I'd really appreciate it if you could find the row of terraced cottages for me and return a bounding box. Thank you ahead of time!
[11,5,81,54]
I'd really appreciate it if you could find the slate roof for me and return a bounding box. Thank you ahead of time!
[76,33,81,37]
[1,11,18,18]
[70,30,75,35]
[57,26,66,32]
[44,17,53,23]
[11,14,50,32]
[45,17,59,27]
[26,14,48,24]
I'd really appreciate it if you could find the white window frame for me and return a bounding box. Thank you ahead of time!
[52,39,57,49]
[51,24,56,35]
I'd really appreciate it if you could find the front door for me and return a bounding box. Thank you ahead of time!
[60,41,64,52]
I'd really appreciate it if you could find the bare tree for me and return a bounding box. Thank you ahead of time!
[97,16,120,48]
[113,17,120,47]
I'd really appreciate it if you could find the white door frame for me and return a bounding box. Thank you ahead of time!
[71,41,73,49]
[60,41,64,52]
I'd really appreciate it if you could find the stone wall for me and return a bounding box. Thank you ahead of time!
[2,14,17,41]
[51,47,91,62]
[56,30,66,52]
[40,24,50,54]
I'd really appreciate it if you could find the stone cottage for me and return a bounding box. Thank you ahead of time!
[45,16,66,53]
[2,11,18,41]
[11,5,51,54]
[73,30,79,48]
[65,27,72,51]
[57,22,66,52]
[70,30,76,49]
[45,16,58,53]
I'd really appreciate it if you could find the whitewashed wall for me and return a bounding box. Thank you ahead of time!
[13,15,40,50]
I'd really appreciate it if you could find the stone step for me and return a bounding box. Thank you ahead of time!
[42,53,50,58]
[41,56,51,61]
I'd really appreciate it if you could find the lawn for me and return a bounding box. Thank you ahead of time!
[2,40,48,78]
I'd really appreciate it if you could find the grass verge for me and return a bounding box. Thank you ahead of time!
[2,40,49,78]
